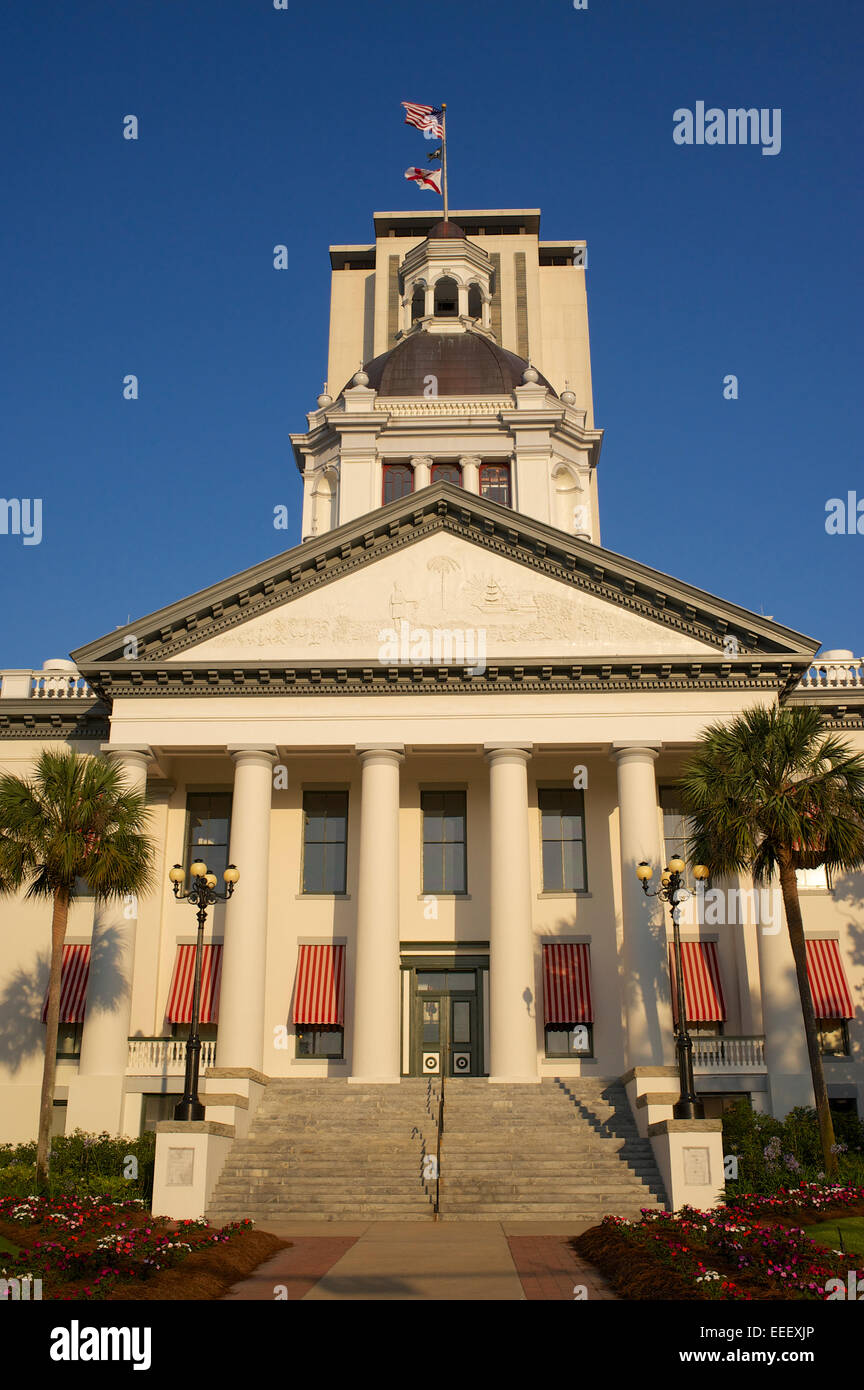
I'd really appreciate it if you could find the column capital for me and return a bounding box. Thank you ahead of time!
[227,745,278,765]
[355,743,405,764]
[459,454,482,467]
[100,744,153,772]
[484,742,533,765]
[610,743,661,764]
[409,455,434,467]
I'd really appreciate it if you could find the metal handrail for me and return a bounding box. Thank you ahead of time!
[434,1072,444,1220]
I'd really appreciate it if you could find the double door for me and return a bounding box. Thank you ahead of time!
[411,968,482,1077]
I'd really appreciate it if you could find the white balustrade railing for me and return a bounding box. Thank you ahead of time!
[127,1037,217,1074]
[797,657,864,690]
[0,667,92,699]
[692,1036,766,1073]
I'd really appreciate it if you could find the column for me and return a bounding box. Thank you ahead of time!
[756,889,814,1115]
[411,456,433,490]
[424,283,435,318]
[485,744,539,1082]
[300,469,316,540]
[457,284,469,317]
[611,744,675,1070]
[215,747,276,1072]
[460,455,481,494]
[350,745,404,1083]
[68,746,151,1134]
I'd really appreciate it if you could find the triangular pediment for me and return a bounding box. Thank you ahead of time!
[71,484,819,688]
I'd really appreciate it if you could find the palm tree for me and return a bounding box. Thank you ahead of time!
[678,705,864,1178]
[0,750,155,1188]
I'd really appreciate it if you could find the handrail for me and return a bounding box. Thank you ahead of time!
[434,1071,444,1220]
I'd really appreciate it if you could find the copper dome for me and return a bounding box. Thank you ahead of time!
[427,220,466,239]
[347,330,555,398]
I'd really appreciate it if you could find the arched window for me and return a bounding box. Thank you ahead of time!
[434,276,458,317]
[431,463,462,486]
[382,463,413,505]
[411,284,425,323]
[467,284,482,319]
[479,463,511,508]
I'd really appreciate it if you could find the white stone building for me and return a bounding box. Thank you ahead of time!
[1,208,861,1216]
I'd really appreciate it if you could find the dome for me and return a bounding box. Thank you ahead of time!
[427,220,466,239]
[346,330,556,398]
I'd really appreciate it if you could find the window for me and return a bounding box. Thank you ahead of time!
[382,463,413,505]
[302,791,348,894]
[539,788,587,892]
[411,284,425,323]
[51,1101,68,1137]
[431,463,461,486]
[422,791,467,894]
[186,792,232,883]
[56,1022,83,1059]
[171,1022,218,1042]
[818,1018,850,1056]
[479,463,511,507]
[467,284,482,318]
[660,787,691,868]
[797,864,834,891]
[296,1026,344,1059]
[434,276,458,317]
[545,1025,593,1058]
[141,1093,178,1132]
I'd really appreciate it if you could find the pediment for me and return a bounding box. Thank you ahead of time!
[173,531,718,663]
[71,483,819,684]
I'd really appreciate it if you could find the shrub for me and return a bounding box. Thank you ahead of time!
[0,1130,155,1202]
[722,1100,864,1196]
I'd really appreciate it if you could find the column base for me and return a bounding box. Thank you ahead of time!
[347,1075,402,1085]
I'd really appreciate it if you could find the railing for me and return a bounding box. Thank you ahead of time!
[127,1037,217,1074]
[692,1036,766,1073]
[0,668,92,700]
[797,657,864,690]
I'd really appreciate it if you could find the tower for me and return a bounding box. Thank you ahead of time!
[291,209,604,543]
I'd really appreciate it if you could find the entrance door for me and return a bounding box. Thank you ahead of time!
[412,970,481,1076]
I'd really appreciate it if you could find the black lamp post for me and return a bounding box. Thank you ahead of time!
[168,858,240,1121]
[637,857,710,1120]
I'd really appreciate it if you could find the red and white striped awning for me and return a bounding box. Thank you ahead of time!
[292,944,345,1026]
[543,943,593,1024]
[166,944,223,1024]
[41,944,90,1023]
[669,941,727,1023]
[806,939,854,1019]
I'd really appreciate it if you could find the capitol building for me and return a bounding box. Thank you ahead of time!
[1,207,861,1220]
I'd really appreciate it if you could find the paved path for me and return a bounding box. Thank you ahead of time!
[222,1220,617,1302]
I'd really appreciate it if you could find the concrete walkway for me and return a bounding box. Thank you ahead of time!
[222,1220,617,1302]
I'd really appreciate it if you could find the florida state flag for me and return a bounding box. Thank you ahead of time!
[404,166,442,194]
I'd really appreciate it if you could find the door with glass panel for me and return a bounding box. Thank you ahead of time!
[412,970,480,1076]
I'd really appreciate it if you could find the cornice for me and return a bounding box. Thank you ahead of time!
[0,701,110,741]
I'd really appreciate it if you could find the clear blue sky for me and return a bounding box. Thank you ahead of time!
[1,0,862,668]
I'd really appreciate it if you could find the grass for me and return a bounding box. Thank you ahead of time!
[0,1234,21,1259]
[804,1217,864,1257]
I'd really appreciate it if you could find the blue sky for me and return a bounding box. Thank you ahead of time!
[1,0,862,667]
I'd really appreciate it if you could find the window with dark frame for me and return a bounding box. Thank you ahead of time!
[431,463,462,486]
[55,1022,83,1059]
[422,790,467,894]
[186,792,232,883]
[382,463,413,505]
[544,1024,593,1057]
[479,463,511,507]
[818,1018,850,1056]
[302,791,349,894]
[296,1026,344,1059]
[539,788,587,892]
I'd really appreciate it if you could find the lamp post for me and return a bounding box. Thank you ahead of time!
[636,857,710,1120]
[168,859,240,1121]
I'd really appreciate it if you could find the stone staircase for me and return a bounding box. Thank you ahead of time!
[438,1078,667,1220]
[205,1076,667,1225]
[206,1078,440,1225]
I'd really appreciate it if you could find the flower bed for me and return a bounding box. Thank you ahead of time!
[572,1201,860,1301]
[724,1182,864,1225]
[0,1195,286,1300]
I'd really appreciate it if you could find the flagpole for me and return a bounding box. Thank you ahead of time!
[441,102,448,223]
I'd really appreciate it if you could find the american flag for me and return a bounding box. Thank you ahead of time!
[401,101,444,138]
[404,166,442,194]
